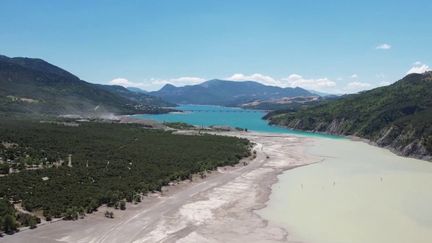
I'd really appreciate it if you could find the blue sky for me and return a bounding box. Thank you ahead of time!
[1,0,431,93]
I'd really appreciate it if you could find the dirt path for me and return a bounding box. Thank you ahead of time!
[3,132,317,243]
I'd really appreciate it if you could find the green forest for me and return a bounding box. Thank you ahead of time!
[266,72,432,159]
[0,118,251,232]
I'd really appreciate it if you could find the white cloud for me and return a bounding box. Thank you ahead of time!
[151,76,206,86]
[109,78,147,89]
[109,76,206,91]
[226,73,280,86]
[406,62,431,74]
[283,74,337,91]
[345,81,371,92]
[376,43,392,50]
[378,81,391,86]
[110,73,381,94]
[225,73,337,92]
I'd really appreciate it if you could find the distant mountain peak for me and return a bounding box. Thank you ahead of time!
[0,54,173,115]
[127,87,148,94]
[160,83,177,91]
[0,54,79,81]
[151,79,313,106]
[199,79,226,88]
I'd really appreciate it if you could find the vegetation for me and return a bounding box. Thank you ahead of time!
[150,79,312,106]
[0,54,174,116]
[0,199,17,234]
[241,96,337,111]
[164,122,196,130]
[266,72,432,159]
[0,118,251,221]
[0,199,40,234]
[104,211,114,219]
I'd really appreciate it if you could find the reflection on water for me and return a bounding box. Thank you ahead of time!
[260,138,432,243]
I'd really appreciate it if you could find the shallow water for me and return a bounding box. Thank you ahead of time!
[136,105,432,243]
[260,138,432,243]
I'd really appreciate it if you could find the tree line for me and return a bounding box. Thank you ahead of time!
[0,118,251,232]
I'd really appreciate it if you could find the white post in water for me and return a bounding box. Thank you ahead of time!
[68,154,72,168]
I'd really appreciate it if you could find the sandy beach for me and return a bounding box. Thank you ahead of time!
[3,132,317,243]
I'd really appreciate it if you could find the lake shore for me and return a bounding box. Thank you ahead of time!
[270,123,432,162]
[260,136,432,243]
[3,131,319,243]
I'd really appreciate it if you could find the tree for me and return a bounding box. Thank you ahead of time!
[119,201,126,210]
[104,211,114,219]
[63,208,78,221]
[43,210,52,221]
[3,214,17,234]
[133,194,141,203]
[29,218,37,229]
[78,207,85,219]
[0,120,251,220]
[0,164,9,174]
[125,192,133,203]
[86,199,98,213]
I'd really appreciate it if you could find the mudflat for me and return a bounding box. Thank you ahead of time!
[3,132,317,243]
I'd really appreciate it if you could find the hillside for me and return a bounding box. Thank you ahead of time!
[265,72,432,160]
[0,55,173,116]
[150,79,313,106]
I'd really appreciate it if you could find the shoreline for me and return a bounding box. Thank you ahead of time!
[3,131,319,243]
[269,123,432,162]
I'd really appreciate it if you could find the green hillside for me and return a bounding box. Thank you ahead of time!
[0,55,173,116]
[150,79,313,106]
[266,72,432,160]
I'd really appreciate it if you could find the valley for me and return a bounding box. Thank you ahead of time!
[1,2,432,242]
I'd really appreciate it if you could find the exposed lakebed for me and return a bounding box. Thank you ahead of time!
[137,105,432,243]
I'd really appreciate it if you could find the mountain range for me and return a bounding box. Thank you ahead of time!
[149,79,314,106]
[265,72,432,160]
[0,55,173,116]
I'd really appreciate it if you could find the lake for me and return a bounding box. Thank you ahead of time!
[259,138,432,243]
[133,104,338,138]
[134,104,432,243]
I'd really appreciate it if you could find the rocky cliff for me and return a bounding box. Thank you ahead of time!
[266,72,432,161]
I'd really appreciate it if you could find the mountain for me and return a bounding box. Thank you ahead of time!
[307,89,337,97]
[127,87,148,94]
[240,95,341,110]
[265,72,432,160]
[150,79,314,106]
[0,55,173,116]
[240,96,318,110]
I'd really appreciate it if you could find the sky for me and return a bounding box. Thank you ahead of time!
[1,0,431,93]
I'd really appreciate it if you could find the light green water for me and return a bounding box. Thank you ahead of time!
[135,105,432,242]
[260,138,432,243]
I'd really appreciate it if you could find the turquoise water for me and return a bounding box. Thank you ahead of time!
[133,105,339,139]
[136,104,432,243]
